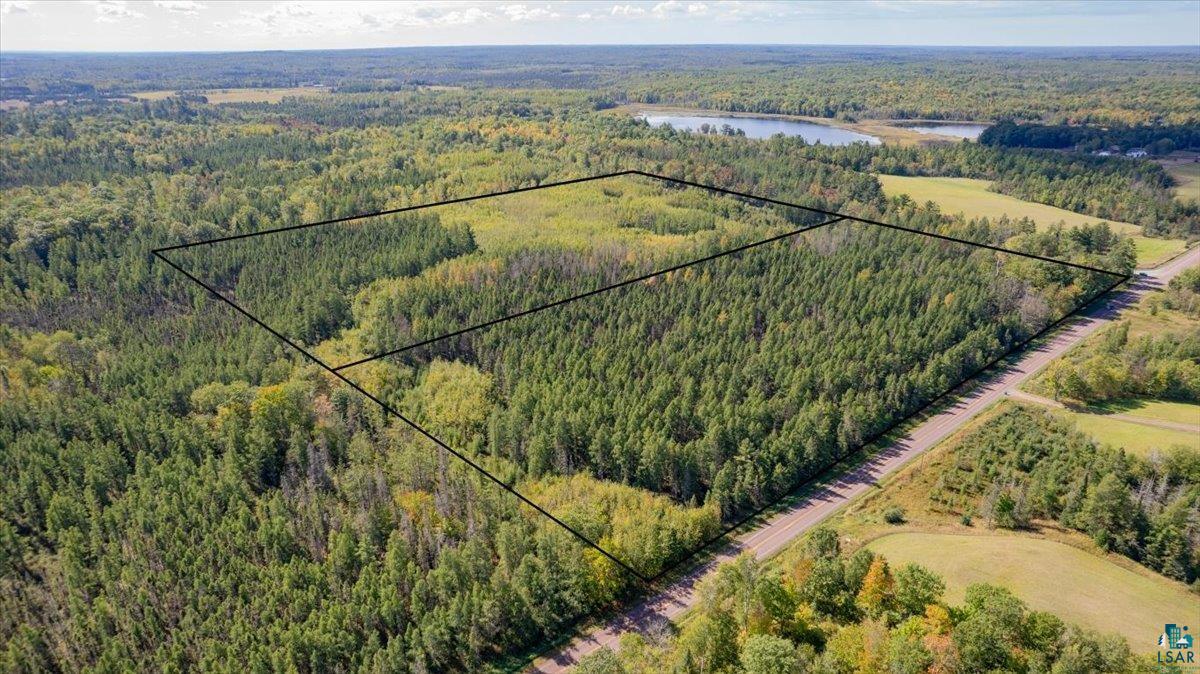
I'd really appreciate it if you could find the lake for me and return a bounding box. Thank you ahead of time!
[904,122,990,140]
[639,113,880,145]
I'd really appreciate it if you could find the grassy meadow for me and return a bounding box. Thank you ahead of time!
[131,87,329,104]
[1021,288,1199,457]
[771,398,1197,653]
[868,532,1196,651]
[435,175,778,253]
[1157,156,1200,201]
[1054,407,1198,457]
[1086,397,1200,425]
[876,174,1187,267]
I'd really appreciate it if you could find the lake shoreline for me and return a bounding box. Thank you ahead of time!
[614,103,985,145]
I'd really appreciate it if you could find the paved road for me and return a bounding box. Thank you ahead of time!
[530,245,1199,673]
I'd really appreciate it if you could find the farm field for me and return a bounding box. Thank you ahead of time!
[1005,395,1200,457]
[876,174,1187,267]
[1085,397,1200,425]
[1157,155,1200,200]
[131,86,328,103]
[1054,408,1198,457]
[867,532,1196,651]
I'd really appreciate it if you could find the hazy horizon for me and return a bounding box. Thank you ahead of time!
[1,1,1197,53]
[4,42,1198,56]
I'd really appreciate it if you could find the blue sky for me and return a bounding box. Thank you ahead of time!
[1,1,1197,52]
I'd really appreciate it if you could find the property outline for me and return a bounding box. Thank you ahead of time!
[153,169,1130,587]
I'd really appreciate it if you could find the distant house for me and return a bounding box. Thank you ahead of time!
[1126,148,1148,158]
[1094,150,1112,157]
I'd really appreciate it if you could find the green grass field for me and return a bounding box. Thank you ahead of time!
[876,174,1186,267]
[868,532,1197,651]
[1055,409,1198,457]
[1160,160,1200,201]
[436,176,770,253]
[1131,237,1189,267]
[1124,304,1199,340]
[132,87,328,103]
[1087,398,1200,425]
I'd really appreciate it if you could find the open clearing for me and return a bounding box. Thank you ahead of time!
[1156,155,1200,201]
[1054,408,1198,456]
[131,87,328,104]
[1007,395,1199,457]
[877,174,1186,267]
[433,177,740,253]
[1086,397,1200,426]
[1166,162,1200,199]
[1122,302,1199,339]
[868,532,1197,650]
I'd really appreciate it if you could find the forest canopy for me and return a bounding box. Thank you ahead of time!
[161,171,1123,577]
[0,65,1180,672]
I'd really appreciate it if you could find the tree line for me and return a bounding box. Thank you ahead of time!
[929,405,1198,583]
[980,121,1200,155]
[576,529,1151,673]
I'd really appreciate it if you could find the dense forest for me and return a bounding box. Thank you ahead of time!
[340,221,1113,574]
[3,45,1198,125]
[0,53,1192,672]
[161,167,1122,576]
[980,121,1200,154]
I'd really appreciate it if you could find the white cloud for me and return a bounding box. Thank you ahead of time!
[212,2,506,38]
[651,0,684,16]
[649,1,710,19]
[90,0,146,23]
[610,3,646,17]
[499,4,561,22]
[0,0,31,15]
[154,0,207,15]
[429,6,494,26]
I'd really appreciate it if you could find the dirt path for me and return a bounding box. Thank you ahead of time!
[1005,389,1200,433]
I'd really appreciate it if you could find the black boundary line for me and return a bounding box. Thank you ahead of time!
[332,215,848,371]
[151,170,1132,598]
[330,170,1123,370]
[517,266,1129,671]
[630,170,1126,279]
[641,269,1130,585]
[151,248,654,584]
[152,171,641,254]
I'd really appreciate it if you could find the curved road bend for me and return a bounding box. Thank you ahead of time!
[531,245,1199,673]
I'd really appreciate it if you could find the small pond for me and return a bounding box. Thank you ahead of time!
[904,122,990,140]
[639,113,881,146]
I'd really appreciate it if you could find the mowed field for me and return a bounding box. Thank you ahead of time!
[1157,157,1200,201]
[868,532,1197,651]
[1088,398,1200,425]
[131,87,328,104]
[1056,408,1198,457]
[876,174,1187,267]
[1016,397,1200,457]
